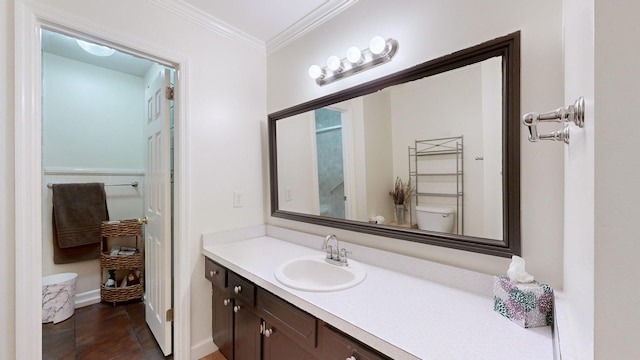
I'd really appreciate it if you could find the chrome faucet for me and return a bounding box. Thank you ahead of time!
[321,234,350,266]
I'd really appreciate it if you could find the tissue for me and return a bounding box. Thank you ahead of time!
[493,256,553,328]
[369,215,385,224]
[507,255,535,283]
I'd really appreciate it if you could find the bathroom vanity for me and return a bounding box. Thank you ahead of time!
[206,257,389,360]
[202,225,552,359]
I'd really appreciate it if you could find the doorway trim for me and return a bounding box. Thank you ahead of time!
[14,2,191,359]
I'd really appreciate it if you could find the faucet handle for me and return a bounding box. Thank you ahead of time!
[339,248,352,264]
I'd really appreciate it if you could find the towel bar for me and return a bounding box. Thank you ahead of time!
[47,181,139,189]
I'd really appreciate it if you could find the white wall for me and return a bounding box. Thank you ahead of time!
[562,0,595,358]
[268,0,564,287]
[1,0,16,358]
[593,1,640,358]
[42,53,145,170]
[7,0,266,357]
[389,65,484,235]
[562,1,640,358]
[480,57,504,240]
[361,93,394,222]
[276,112,318,214]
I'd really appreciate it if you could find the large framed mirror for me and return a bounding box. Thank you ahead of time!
[269,32,520,257]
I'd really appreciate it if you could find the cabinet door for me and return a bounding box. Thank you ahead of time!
[234,304,261,360]
[262,321,317,360]
[320,324,390,360]
[212,286,234,360]
[256,288,317,349]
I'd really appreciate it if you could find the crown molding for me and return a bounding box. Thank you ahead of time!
[150,0,266,54]
[267,0,359,54]
[150,0,359,55]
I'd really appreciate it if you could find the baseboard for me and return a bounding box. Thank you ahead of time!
[74,289,101,308]
[191,336,217,360]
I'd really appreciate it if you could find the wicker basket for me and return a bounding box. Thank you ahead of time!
[100,278,144,304]
[101,219,143,237]
[100,218,145,304]
[100,252,143,268]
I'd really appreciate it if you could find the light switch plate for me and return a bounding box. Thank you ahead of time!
[233,191,244,208]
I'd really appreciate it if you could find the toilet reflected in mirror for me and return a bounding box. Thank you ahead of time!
[415,206,454,233]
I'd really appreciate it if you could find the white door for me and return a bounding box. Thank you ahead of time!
[144,64,173,356]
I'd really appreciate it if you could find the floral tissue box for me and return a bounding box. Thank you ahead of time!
[493,275,553,328]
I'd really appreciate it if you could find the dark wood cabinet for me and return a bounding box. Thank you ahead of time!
[205,257,390,360]
[256,287,317,350]
[212,280,261,360]
[206,258,227,288]
[212,286,234,360]
[234,303,261,360]
[262,320,316,360]
[319,322,391,360]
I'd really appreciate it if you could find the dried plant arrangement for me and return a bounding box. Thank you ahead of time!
[389,177,413,205]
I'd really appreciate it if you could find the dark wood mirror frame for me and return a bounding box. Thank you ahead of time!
[268,31,520,257]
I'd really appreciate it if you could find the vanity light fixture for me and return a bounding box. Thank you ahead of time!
[308,36,399,86]
[75,39,116,57]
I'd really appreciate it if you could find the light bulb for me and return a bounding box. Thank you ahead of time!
[308,65,324,79]
[346,46,363,64]
[308,64,324,79]
[75,39,115,57]
[369,36,388,55]
[326,55,343,71]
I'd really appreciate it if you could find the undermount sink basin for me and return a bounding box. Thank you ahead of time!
[274,255,367,292]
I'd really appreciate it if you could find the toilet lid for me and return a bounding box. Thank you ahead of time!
[415,205,454,214]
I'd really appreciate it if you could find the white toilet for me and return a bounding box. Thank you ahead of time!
[415,205,454,232]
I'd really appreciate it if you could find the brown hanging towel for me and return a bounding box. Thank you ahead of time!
[52,182,109,264]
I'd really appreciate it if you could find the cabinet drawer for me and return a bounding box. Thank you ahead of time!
[257,288,317,349]
[319,323,391,360]
[205,258,227,289]
[228,271,256,306]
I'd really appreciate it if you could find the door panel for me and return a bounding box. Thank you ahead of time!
[143,64,172,355]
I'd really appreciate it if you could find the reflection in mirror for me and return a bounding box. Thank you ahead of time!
[269,32,520,257]
[277,57,503,240]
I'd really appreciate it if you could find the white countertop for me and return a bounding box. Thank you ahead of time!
[202,226,552,360]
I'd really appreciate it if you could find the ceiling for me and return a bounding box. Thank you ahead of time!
[41,30,155,77]
[41,0,356,76]
[181,0,327,43]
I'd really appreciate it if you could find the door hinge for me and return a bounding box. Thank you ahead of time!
[166,308,174,322]
[165,86,174,100]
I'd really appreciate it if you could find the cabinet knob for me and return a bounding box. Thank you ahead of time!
[209,270,219,277]
[223,299,231,306]
[233,305,241,313]
[263,328,273,337]
[234,285,242,294]
[347,356,357,360]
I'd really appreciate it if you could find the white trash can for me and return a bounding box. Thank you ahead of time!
[42,272,77,324]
